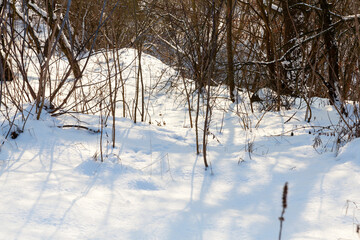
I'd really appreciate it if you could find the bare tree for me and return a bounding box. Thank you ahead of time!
[226,0,235,102]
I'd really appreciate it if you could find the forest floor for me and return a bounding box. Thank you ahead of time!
[0,49,359,240]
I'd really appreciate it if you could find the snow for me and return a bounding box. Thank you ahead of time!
[343,14,360,22]
[1,49,360,240]
[262,0,283,13]
[28,2,49,20]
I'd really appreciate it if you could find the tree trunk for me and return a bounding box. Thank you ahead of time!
[203,0,223,169]
[0,1,13,82]
[281,0,303,95]
[320,0,347,115]
[226,0,235,102]
[28,1,82,79]
[0,53,13,82]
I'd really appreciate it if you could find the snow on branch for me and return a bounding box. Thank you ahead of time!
[263,0,282,13]
[293,3,342,18]
[151,27,186,56]
[27,2,72,52]
[28,2,48,19]
[342,14,360,22]
[235,21,342,68]
[294,2,360,21]
[235,9,360,69]
[57,125,100,133]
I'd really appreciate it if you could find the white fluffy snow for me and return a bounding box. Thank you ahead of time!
[1,49,360,240]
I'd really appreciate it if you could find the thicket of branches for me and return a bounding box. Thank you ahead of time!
[0,0,359,166]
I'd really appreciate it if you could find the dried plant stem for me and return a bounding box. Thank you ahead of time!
[279,182,288,240]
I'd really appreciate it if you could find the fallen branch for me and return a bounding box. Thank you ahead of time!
[57,125,100,133]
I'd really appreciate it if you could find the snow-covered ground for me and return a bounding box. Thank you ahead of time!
[1,49,360,239]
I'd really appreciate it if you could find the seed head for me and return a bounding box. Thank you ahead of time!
[282,182,288,209]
